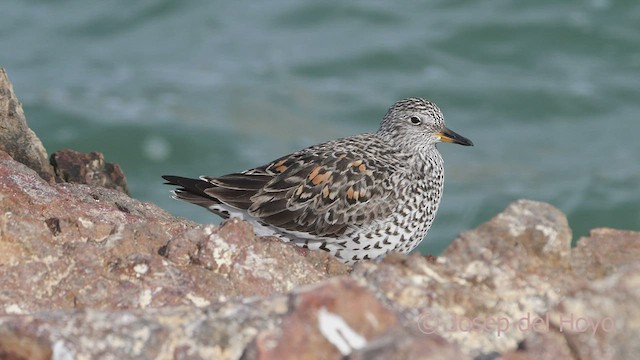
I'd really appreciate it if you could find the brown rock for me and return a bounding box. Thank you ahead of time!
[571,228,640,280]
[0,72,638,358]
[443,199,573,270]
[0,67,55,182]
[352,200,576,357]
[348,329,470,360]
[0,149,347,315]
[0,328,52,360]
[0,277,464,360]
[161,220,349,299]
[244,278,398,359]
[1,171,638,358]
[50,148,130,194]
[0,297,291,359]
[547,263,640,360]
[502,331,574,360]
[351,200,640,358]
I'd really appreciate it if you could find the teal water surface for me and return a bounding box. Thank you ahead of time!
[1,1,639,255]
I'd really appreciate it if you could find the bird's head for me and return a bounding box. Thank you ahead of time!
[378,97,473,151]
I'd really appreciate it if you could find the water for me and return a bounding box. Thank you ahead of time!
[2,1,639,254]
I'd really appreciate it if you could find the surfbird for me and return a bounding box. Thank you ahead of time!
[163,97,473,264]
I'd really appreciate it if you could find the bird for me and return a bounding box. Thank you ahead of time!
[163,97,473,265]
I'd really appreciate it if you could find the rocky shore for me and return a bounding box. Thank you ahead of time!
[0,68,638,359]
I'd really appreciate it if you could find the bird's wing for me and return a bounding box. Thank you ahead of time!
[203,140,401,238]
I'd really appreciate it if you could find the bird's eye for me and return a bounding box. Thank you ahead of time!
[409,116,422,125]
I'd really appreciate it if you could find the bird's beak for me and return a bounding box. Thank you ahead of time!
[436,127,474,146]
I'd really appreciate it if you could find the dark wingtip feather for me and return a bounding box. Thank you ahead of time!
[162,175,214,198]
[162,175,188,186]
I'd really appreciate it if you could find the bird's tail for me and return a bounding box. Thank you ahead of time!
[162,175,221,209]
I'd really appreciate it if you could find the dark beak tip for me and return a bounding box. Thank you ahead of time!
[439,127,473,147]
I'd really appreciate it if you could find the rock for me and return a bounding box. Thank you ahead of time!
[243,278,404,359]
[443,199,573,268]
[547,263,640,360]
[248,285,469,360]
[502,330,575,360]
[571,228,640,280]
[1,149,639,358]
[161,219,349,298]
[0,296,292,359]
[0,67,55,182]
[348,331,470,360]
[352,200,640,358]
[0,148,347,315]
[0,68,638,359]
[0,277,466,360]
[503,261,640,360]
[50,149,130,194]
[0,68,125,192]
